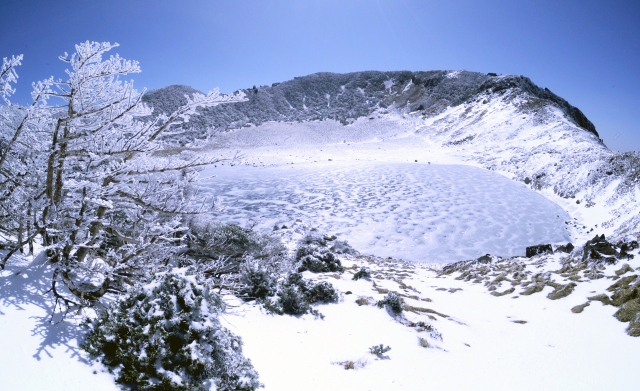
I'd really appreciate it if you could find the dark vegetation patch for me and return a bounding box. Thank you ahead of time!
[264,272,339,318]
[81,273,262,391]
[352,267,372,281]
[377,292,404,315]
[296,234,345,273]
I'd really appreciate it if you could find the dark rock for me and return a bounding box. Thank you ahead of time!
[526,244,553,257]
[555,243,574,253]
[524,177,531,184]
[487,73,498,77]
[477,254,492,263]
[582,234,629,264]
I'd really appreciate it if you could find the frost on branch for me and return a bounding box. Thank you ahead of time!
[0,54,22,104]
[0,41,246,313]
[81,272,262,391]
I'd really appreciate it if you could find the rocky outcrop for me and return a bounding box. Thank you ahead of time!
[526,244,553,258]
[582,234,635,264]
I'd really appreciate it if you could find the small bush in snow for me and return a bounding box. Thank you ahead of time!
[296,246,344,273]
[184,218,286,266]
[369,344,391,357]
[264,273,338,317]
[352,267,372,280]
[377,292,403,315]
[306,281,340,304]
[276,286,310,316]
[330,240,357,255]
[239,260,277,301]
[81,272,262,391]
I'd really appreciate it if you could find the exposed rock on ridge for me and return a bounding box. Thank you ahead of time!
[142,70,597,139]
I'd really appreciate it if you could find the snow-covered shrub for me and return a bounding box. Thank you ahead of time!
[264,272,338,317]
[352,267,372,281]
[185,219,285,264]
[180,218,287,295]
[296,243,344,273]
[275,286,310,316]
[369,344,391,357]
[239,259,277,301]
[377,292,403,315]
[81,272,262,391]
[330,240,357,255]
[306,281,340,304]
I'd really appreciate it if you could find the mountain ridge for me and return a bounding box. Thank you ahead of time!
[142,70,598,140]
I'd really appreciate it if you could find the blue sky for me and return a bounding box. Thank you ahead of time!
[2,0,639,151]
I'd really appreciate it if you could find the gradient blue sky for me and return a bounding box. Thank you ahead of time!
[2,0,639,151]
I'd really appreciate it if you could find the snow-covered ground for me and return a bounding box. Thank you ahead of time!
[0,250,118,390]
[223,250,640,391]
[202,162,571,263]
[4,232,639,391]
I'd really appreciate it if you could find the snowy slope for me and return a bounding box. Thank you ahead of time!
[222,248,640,391]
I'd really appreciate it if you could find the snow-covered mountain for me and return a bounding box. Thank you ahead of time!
[145,70,640,241]
[143,70,597,136]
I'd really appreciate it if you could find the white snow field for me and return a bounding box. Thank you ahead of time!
[222,250,640,391]
[0,251,118,391]
[202,162,571,263]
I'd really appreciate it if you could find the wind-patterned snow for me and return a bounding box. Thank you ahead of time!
[201,162,571,263]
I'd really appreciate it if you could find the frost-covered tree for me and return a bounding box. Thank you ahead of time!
[0,42,246,312]
[0,55,22,104]
[0,54,51,257]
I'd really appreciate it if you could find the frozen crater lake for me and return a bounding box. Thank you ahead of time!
[201,162,571,263]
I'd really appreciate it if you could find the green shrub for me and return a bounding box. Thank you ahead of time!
[369,344,391,357]
[276,286,310,315]
[352,267,372,281]
[264,273,338,317]
[296,246,344,273]
[239,260,277,301]
[306,281,339,304]
[377,292,403,315]
[81,272,262,391]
